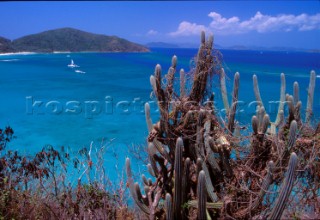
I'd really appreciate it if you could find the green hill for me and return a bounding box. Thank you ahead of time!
[1,28,149,53]
[0,36,13,53]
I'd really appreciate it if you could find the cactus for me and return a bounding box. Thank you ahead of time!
[294,101,302,124]
[148,143,159,177]
[125,31,318,220]
[268,152,298,219]
[202,162,219,202]
[182,157,191,218]
[228,72,240,133]
[287,120,297,151]
[260,114,270,134]
[274,73,286,126]
[180,69,186,98]
[253,74,264,108]
[166,55,177,98]
[293,81,299,105]
[287,95,295,122]
[145,103,153,133]
[220,68,230,114]
[305,70,316,124]
[125,158,150,215]
[174,137,184,219]
[252,115,259,135]
[252,161,274,210]
[197,170,207,220]
[204,121,221,173]
[147,163,155,177]
[165,193,173,220]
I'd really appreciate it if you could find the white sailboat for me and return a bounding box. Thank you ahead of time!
[75,70,86,74]
[67,59,79,68]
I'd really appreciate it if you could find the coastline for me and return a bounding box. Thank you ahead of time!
[0,52,37,56]
[0,50,150,56]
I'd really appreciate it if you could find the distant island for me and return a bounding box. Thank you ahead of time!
[145,41,318,53]
[0,28,149,53]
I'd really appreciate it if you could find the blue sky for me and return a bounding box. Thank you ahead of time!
[0,1,319,49]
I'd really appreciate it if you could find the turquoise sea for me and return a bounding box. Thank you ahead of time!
[0,48,319,180]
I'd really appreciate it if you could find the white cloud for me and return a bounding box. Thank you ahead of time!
[169,11,320,36]
[147,29,158,36]
[169,21,208,36]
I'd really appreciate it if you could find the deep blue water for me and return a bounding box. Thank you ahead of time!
[0,48,319,181]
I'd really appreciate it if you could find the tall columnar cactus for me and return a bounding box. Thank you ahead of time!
[227,72,240,134]
[174,138,183,219]
[180,69,186,98]
[197,170,207,220]
[253,74,264,108]
[268,152,298,219]
[275,73,286,125]
[293,81,299,105]
[305,70,316,124]
[220,68,230,114]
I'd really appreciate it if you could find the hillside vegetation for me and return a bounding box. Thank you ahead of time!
[0,28,149,53]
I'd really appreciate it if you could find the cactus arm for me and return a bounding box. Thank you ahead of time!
[287,95,295,123]
[252,161,274,210]
[145,103,153,133]
[228,72,240,134]
[165,193,173,220]
[253,74,264,108]
[252,115,259,135]
[174,137,184,219]
[202,162,219,202]
[305,70,316,124]
[268,153,298,219]
[260,114,270,135]
[182,157,191,218]
[274,73,286,126]
[294,101,302,124]
[204,121,221,173]
[166,56,177,92]
[197,170,207,220]
[147,164,156,177]
[293,81,299,105]
[287,120,297,152]
[180,69,186,98]
[220,68,230,114]
[148,143,159,177]
[125,158,150,215]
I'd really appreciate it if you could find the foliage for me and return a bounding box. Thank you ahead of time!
[0,133,135,219]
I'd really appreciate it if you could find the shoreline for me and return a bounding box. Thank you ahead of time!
[0,50,150,56]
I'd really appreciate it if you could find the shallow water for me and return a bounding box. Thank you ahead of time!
[0,48,319,181]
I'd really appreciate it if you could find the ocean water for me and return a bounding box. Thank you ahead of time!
[0,48,319,180]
